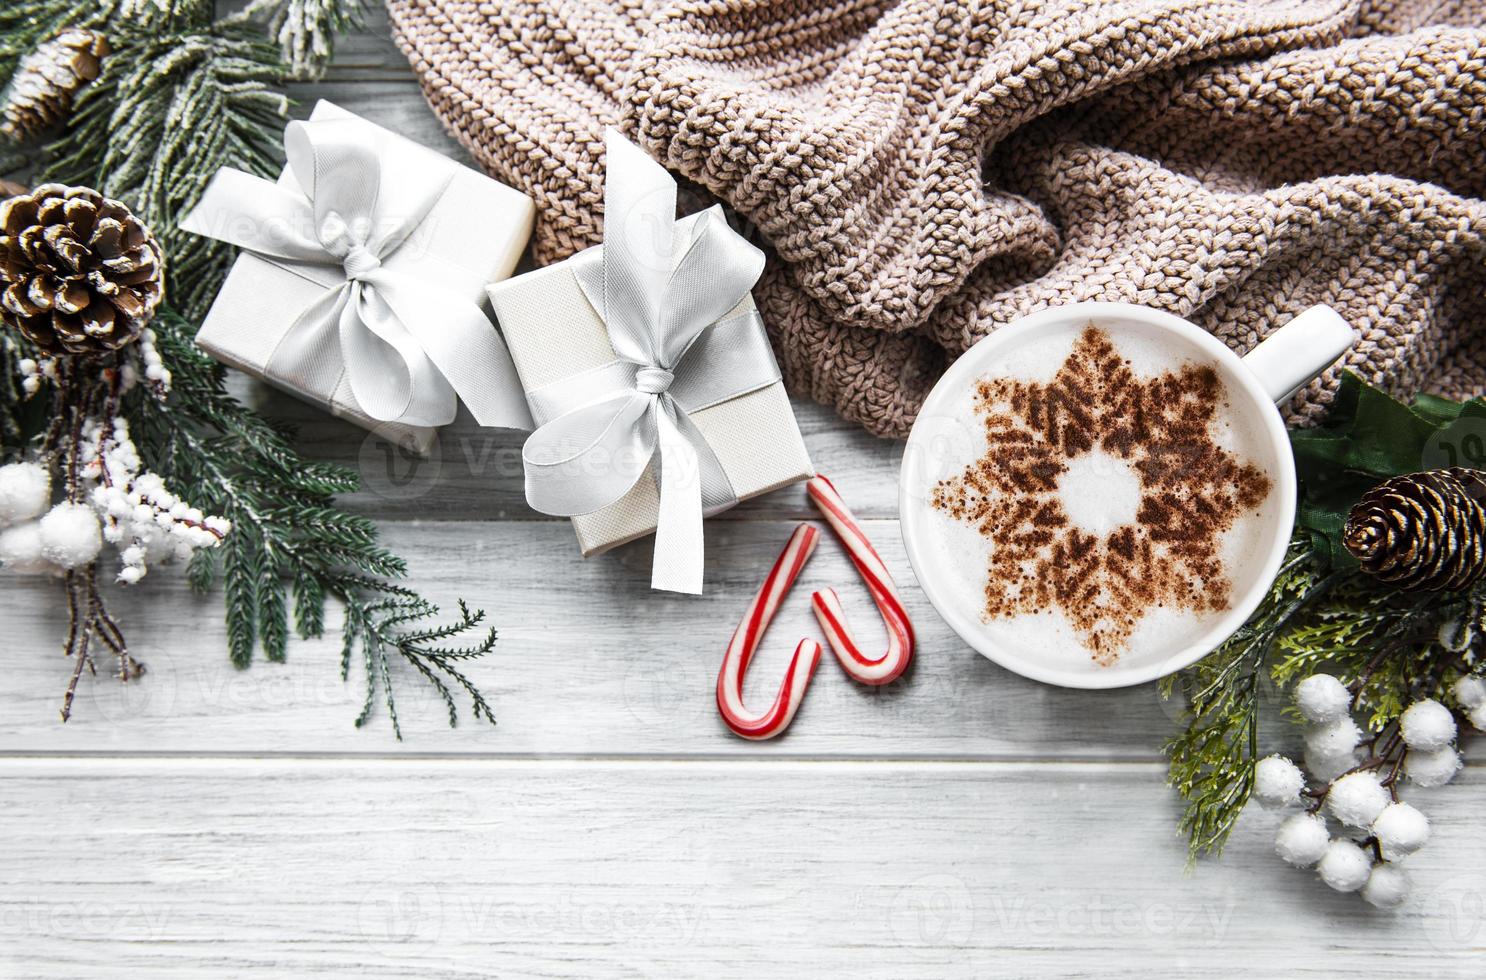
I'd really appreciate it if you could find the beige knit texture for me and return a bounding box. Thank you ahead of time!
[387,0,1486,438]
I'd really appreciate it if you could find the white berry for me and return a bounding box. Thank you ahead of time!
[1317,839,1372,892]
[1295,674,1351,723]
[1274,813,1330,867]
[1305,716,1362,757]
[1325,771,1390,827]
[1404,745,1462,788]
[1305,747,1361,783]
[1468,702,1486,733]
[0,521,52,574]
[1360,863,1411,909]
[0,461,51,526]
[1454,675,1486,710]
[1399,699,1457,750]
[38,501,102,569]
[1371,802,1429,859]
[1253,755,1305,808]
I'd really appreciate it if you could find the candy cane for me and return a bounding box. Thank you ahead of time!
[807,475,915,686]
[716,523,824,740]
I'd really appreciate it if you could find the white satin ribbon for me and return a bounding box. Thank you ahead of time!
[180,117,532,431]
[520,130,776,594]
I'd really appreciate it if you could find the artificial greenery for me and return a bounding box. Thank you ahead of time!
[1,0,497,737]
[1163,375,1485,859]
[1290,372,1486,569]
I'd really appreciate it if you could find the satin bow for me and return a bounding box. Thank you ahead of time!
[181,116,532,431]
[521,131,776,594]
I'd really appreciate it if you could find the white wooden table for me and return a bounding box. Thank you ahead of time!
[2,14,1481,977]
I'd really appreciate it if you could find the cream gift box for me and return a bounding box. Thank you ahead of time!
[183,100,536,455]
[488,257,814,559]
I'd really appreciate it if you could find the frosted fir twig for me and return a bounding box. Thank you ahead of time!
[226,0,364,79]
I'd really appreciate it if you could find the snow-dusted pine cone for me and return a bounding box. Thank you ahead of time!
[0,183,163,356]
[0,30,109,141]
[1344,469,1486,592]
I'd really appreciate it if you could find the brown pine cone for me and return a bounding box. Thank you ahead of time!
[1344,468,1486,592]
[0,183,163,356]
[0,30,109,142]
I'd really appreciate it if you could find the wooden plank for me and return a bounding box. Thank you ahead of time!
[1,758,1480,978]
[314,7,420,80]
[1,519,1199,757]
[285,80,473,165]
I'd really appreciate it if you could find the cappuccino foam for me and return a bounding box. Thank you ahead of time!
[912,319,1278,671]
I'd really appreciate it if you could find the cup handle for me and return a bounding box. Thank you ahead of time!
[1239,305,1356,404]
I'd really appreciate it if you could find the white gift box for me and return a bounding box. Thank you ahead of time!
[489,260,814,557]
[191,101,535,454]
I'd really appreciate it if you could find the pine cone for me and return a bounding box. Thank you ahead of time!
[1344,469,1486,592]
[0,30,109,142]
[0,183,163,356]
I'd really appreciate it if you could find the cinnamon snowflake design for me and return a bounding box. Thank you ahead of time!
[932,325,1271,664]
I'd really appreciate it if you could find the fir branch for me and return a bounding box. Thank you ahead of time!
[128,309,498,736]
[1163,540,1337,859]
[2,2,499,736]
[1,336,36,453]
[1273,584,1479,731]
[340,589,497,737]
[43,19,288,314]
[0,0,82,90]
[1168,536,1486,859]
[226,0,366,80]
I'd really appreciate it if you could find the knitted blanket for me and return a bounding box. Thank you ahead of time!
[388,0,1486,438]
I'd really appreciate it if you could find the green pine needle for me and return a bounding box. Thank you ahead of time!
[44,21,288,316]
[1162,541,1335,861]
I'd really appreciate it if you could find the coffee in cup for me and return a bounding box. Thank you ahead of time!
[925,319,1276,666]
[900,302,1354,687]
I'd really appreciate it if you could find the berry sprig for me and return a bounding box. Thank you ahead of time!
[0,325,229,719]
[1251,673,1480,908]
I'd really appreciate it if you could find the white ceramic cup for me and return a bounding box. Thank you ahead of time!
[899,302,1355,689]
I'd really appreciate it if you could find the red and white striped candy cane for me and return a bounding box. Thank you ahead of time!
[807,475,915,686]
[716,523,824,740]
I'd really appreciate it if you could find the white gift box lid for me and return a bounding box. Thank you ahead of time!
[193,100,536,455]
